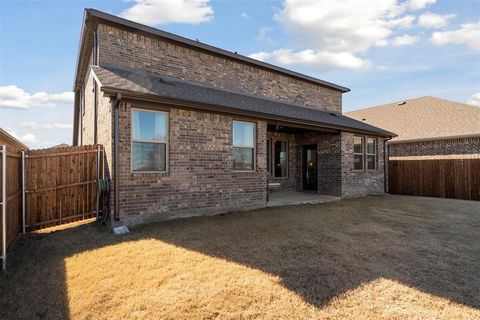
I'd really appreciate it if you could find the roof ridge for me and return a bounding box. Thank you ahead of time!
[346,95,478,114]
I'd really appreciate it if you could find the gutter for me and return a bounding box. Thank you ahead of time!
[113,93,122,221]
[384,137,393,194]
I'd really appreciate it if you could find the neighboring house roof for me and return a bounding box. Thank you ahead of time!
[74,9,350,93]
[92,64,394,137]
[345,96,480,143]
[0,128,29,150]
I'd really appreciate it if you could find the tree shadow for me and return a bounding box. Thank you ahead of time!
[0,196,479,319]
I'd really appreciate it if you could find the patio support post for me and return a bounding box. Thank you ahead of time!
[1,145,7,271]
[21,150,26,234]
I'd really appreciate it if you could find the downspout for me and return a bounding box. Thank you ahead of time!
[113,93,122,221]
[383,137,393,194]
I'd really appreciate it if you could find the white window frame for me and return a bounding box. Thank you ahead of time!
[232,120,256,172]
[131,108,169,173]
[353,136,364,171]
[366,137,377,171]
[274,139,289,178]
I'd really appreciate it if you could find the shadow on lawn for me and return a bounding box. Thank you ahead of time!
[1,196,479,319]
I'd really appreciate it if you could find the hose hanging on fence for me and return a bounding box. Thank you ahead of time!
[97,178,110,225]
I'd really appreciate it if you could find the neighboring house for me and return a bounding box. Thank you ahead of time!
[73,9,394,225]
[0,128,29,151]
[346,96,480,158]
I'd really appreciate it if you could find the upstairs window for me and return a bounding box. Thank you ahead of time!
[353,136,364,171]
[274,140,288,177]
[132,109,168,172]
[233,121,255,171]
[367,138,377,170]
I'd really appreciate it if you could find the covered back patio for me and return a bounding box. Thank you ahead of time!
[266,122,343,199]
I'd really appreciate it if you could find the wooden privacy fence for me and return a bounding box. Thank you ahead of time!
[0,145,22,270]
[388,158,480,201]
[1,144,104,271]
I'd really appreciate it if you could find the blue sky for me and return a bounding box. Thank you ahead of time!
[1,0,479,148]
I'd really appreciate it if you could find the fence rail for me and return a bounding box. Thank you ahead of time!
[1,144,104,271]
[388,158,480,201]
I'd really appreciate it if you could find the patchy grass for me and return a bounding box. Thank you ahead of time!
[1,195,479,319]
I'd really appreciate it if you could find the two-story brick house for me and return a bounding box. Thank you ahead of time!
[73,9,394,225]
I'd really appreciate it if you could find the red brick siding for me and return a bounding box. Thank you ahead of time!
[389,137,480,157]
[96,22,342,112]
[341,132,385,197]
[115,101,267,224]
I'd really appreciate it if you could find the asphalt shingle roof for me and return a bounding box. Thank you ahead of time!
[92,64,394,137]
[346,96,480,142]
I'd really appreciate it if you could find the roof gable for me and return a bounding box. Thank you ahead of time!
[74,9,350,93]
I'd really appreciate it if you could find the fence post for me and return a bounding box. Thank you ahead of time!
[1,145,7,271]
[96,145,100,219]
[21,150,26,234]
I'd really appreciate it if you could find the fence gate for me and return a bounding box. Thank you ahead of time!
[1,144,104,270]
[24,145,104,230]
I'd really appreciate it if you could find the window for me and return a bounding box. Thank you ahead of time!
[131,109,168,172]
[233,121,255,171]
[366,138,377,170]
[274,140,288,177]
[353,136,364,171]
[267,139,271,174]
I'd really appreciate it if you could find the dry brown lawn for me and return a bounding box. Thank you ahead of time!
[1,195,479,319]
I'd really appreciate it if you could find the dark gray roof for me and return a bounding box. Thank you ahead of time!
[92,64,394,137]
[84,9,349,93]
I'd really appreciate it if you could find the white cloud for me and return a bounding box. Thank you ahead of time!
[6,129,37,145]
[249,0,435,71]
[249,49,370,71]
[120,0,213,25]
[0,85,73,109]
[430,21,480,51]
[385,15,416,29]
[406,0,436,10]
[21,121,72,130]
[240,12,249,19]
[248,52,271,61]
[391,34,419,46]
[418,12,455,28]
[467,92,480,106]
[256,26,274,45]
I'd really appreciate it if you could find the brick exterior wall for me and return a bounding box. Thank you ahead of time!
[267,132,298,192]
[341,132,385,197]
[115,101,267,225]
[75,20,387,225]
[266,131,343,197]
[96,22,342,112]
[304,133,342,196]
[389,137,480,157]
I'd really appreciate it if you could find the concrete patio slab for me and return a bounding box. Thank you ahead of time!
[266,191,340,207]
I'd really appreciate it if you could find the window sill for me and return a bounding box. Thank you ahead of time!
[131,171,169,177]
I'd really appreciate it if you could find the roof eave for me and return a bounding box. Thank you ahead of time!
[100,86,392,137]
[390,133,480,144]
